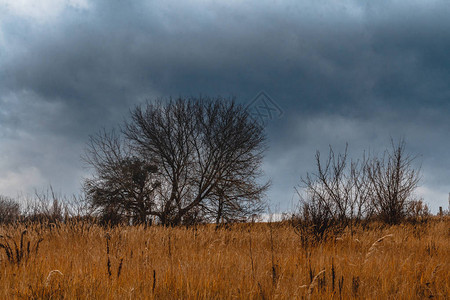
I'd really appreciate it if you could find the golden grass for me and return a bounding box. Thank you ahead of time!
[0,218,448,299]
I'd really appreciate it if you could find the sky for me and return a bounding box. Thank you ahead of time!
[0,0,449,213]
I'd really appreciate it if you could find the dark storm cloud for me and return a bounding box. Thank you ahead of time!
[0,0,449,210]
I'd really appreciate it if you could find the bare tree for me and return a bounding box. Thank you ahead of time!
[0,196,20,224]
[83,129,160,225]
[367,139,421,224]
[125,97,268,226]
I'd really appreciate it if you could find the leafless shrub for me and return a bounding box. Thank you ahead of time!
[295,139,422,240]
[21,187,65,223]
[295,145,372,241]
[406,198,430,222]
[367,139,421,224]
[0,196,20,224]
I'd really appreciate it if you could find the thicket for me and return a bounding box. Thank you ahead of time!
[293,139,431,244]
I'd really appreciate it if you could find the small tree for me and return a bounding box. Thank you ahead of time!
[367,139,421,224]
[83,130,160,225]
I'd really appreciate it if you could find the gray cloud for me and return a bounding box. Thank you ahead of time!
[0,0,449,211]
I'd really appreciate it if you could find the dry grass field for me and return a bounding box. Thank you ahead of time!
[0,218,448,299]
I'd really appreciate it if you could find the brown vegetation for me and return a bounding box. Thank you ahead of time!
[0,218,448,299]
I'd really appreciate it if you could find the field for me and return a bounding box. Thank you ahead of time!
[0,218,448,299]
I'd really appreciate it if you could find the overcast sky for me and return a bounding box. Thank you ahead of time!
[1,0,449,212]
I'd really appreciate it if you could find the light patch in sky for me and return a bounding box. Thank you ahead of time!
[0,0,90,22]
[416,186,450,211]
[0,167,45,197]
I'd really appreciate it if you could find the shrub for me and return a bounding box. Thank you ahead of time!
[0,196,20,224]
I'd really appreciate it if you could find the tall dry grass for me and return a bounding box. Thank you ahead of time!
[0,218,448,299]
